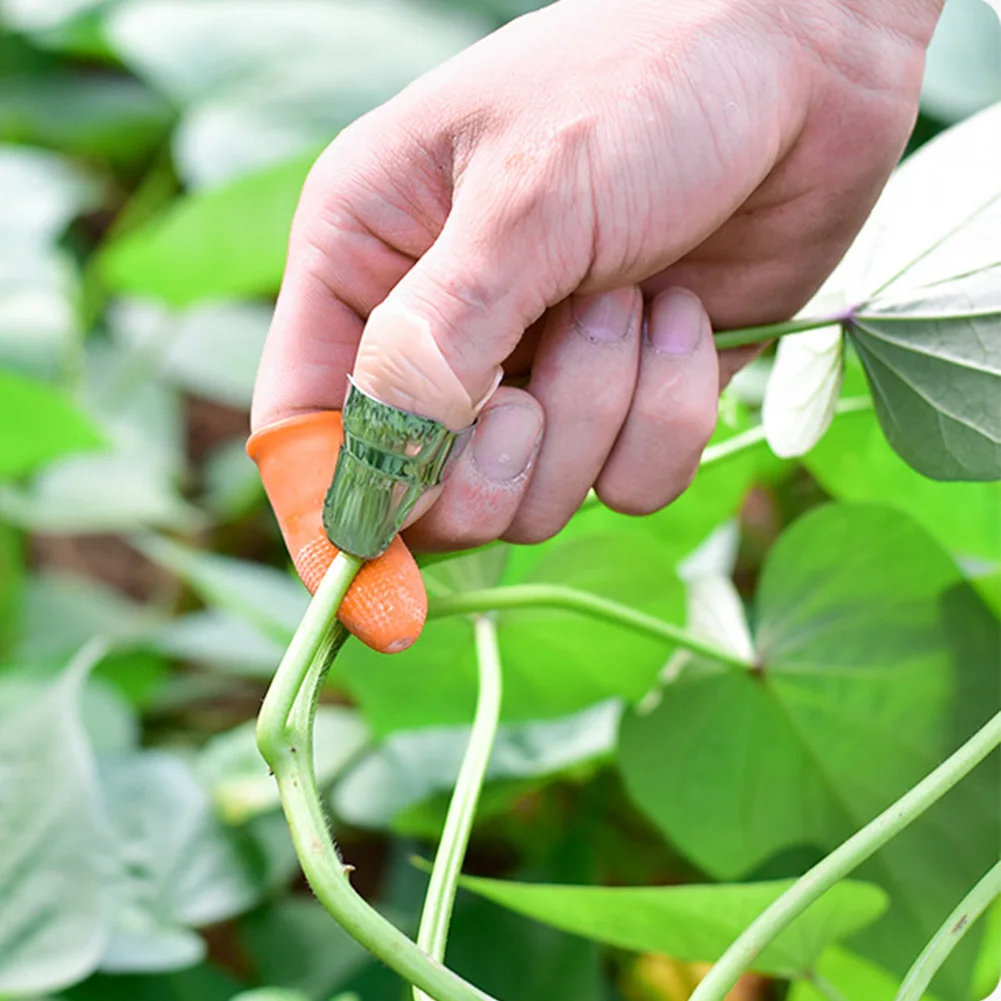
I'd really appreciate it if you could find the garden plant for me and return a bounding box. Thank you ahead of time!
[0,3,999,1001]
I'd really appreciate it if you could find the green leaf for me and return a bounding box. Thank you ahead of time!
[198,708,370,824]
[788,947,943,1001]
[829,102,1001,480]
[456,874,887,978]
[806,404,1001,561]
[848,267,1001,480]
[0,648,108,995]
[617,503,1000,997]
[99,751,260,973]
[237,900,369,1001]
[0,369,103,477]
[98,153,313,306]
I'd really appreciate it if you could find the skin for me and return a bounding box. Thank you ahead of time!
[252,0,944,554]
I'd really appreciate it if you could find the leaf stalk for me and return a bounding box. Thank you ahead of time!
[414,615,504,1001]
[429,584,754,670]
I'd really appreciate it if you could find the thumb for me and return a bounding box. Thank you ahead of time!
[352,183,569,429]
[246,411,426,653]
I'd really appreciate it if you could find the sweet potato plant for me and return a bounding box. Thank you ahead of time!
[0,3,998,1001]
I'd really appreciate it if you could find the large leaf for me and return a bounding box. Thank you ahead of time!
[618,503,1001,998]
[0,369,103,477]
[457,874,887,978]
[99,751,260,973]
[99,153,312,306]
[830,102,1001,480]
[0,649,108,995]
[806,404,1001,561]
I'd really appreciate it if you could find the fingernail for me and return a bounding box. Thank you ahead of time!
[471,404,541,482]
[649,288,708,356]
[571,290,636,343]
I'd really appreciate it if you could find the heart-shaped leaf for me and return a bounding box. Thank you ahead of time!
[617,503,1001,997]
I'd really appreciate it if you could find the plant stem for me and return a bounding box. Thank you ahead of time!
[894,858,1001,1001]
[690,711,1001,1001]
[414,616,504,1001]
[713,315,841,351]
[428,584,754,670]
[258,552,499,1001]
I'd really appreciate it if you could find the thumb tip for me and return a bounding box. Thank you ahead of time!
[356,300,499,430]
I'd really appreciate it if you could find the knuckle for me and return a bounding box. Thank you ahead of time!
[503,504,567,546]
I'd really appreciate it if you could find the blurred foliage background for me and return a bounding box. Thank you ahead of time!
[0,2,999,1001]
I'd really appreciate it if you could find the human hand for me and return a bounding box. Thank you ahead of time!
[250,0,942,647]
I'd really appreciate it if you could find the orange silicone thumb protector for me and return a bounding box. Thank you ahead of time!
[246,411,426,654]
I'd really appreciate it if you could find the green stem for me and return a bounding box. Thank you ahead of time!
[894,858,1001,1001]
[429,584,753,670]
[258,552,498,1001]
[712,315,842,351]
[690,711,1001,1001]
[414,616,504,1001]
